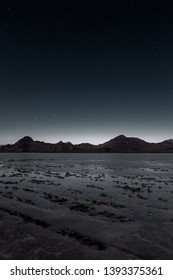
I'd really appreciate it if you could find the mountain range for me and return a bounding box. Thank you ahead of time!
[0,135,173,153]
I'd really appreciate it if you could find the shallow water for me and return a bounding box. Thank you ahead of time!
[0,153,173,259]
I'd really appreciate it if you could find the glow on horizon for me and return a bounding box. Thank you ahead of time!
[1,133,173,146]
[33,134,173,145]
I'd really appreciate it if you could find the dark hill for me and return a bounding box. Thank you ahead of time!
[97,135,154,152]
[14,136,34,145]
[0,135,173,153]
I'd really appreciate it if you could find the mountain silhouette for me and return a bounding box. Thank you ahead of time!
[0,135,173,153]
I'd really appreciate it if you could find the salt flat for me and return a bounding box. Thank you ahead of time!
[0,153,173,259]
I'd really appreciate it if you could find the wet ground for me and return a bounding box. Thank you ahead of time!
[0,153,173,259]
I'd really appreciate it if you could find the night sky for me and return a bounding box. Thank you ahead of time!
[0,0,173,145]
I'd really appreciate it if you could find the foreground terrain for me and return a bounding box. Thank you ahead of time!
[0,153,173,259]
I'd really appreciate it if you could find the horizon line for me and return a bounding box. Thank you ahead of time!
[1,134,172,146]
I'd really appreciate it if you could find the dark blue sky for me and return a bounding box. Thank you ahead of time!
[0,0,173,144]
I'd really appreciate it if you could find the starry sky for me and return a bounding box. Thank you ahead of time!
[0,0,173,145]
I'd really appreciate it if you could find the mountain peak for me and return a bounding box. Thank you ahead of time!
[116,134,127,139]
[15,136,34,145]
